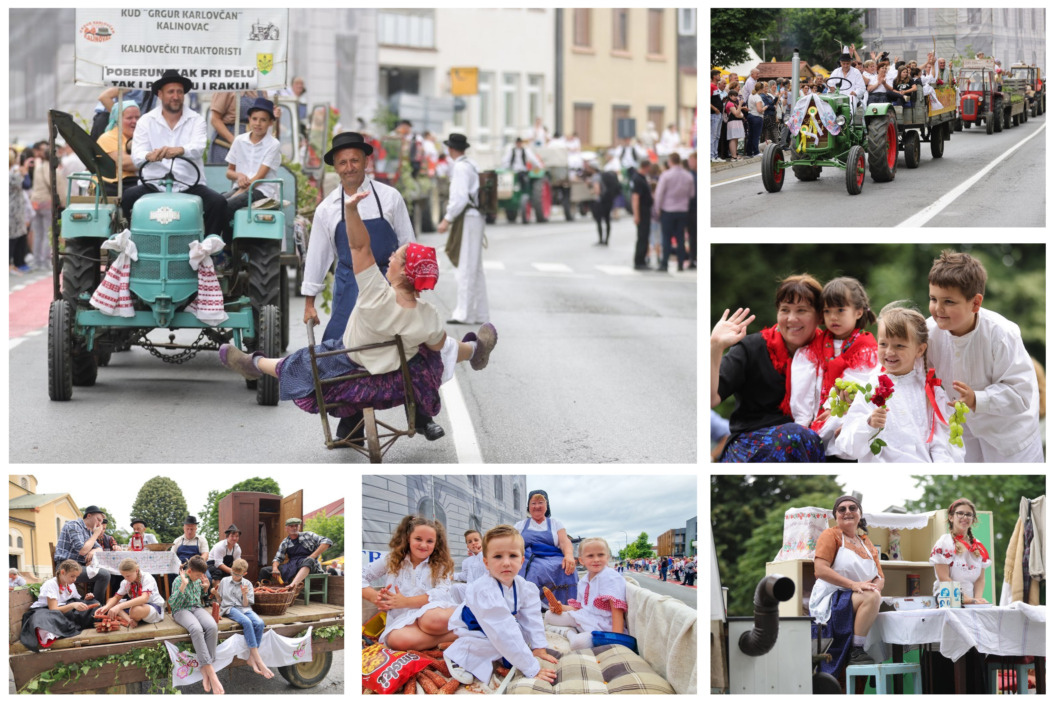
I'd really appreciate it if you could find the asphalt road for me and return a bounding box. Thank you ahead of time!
[9,212,696,463]
[710,113,1046,227]
[624,569,698,610]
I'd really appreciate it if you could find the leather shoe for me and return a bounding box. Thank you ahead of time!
[447,318,471,325]
[415,419,446,441]
[469,323,497,371]
[219,344,262,380]
[847,646,875,665]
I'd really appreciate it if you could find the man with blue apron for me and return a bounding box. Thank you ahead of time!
[300,132,446,442]
[169,515,208,600]
[259,518,333,591]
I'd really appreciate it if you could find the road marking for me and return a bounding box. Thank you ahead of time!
[532,263,574,273]
[710,173,760,188]
[899,122,1047,227]
[9,338,26,350]
[483,260,505,270]
[515,271,593,279]
[24,329,43,337]
[440,376,483,464]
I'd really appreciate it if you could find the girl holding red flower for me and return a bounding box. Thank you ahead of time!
[929,498,991,604]
[833,303,963,462]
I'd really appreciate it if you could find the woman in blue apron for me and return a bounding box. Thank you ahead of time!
[517,490,577,611]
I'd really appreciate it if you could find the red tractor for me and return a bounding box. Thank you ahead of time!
[957,62,1009,135]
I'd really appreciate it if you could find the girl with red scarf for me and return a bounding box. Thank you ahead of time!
[711,274,827,462]
[791,277,878,453]
[929,498,991,604]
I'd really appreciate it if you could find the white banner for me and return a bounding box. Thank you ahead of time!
[165,627,313,687]
[74,9,288,91]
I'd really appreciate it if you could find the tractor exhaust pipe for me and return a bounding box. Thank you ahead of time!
[738,574,796,656]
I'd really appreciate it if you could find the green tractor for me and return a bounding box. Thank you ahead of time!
[494,167,552,224]
[47,110,288,405]
[762,77,898,196]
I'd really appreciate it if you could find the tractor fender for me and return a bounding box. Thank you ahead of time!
[864,104,895,118]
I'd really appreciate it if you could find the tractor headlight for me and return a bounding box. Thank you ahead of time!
[837,115,846,127]
[254,214,276,223]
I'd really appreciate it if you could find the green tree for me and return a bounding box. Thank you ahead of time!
[199,478,282,546]
[782,8,864,68]
[730,490,839,618]
[621,532,655,560]
[304,512,344,562]
[712,475,844,614]
[131,477,188,545]
[906,475,1046,599]
[710,9,775,68]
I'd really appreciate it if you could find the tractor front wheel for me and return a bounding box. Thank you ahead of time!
[845,145,866,195]
[985,112,994,134]
[256,304,281,406]
[866,111,898,182]
[903,131,921,169]
[761,144,785,193]
[48,300,74,401]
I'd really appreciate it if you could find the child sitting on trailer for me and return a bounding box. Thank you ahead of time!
[19,560,100,652]
[94,558,166,628]
[444,525,558,685]
[543,538,629,649]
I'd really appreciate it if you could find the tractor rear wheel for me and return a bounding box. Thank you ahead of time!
[71,345,98,387]
[48,300,74,401]
[953,119,963,132]
[240,240,282,347]
[866,111,898,182]
[930,127,945,158]
[761,143,785,193]
[995,109,1004,133]
[985,112,994,134]
[845,145,866,196]
[1003,107,1011,129]
[903,131,921,169]
[791,147,821,182]
[256,304,281,406]
[61,238,104,311]
[279,265,290,352]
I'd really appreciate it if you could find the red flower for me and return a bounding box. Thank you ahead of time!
[871,374,895,407]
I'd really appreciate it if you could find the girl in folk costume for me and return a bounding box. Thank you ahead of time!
[544,538,629,650]
[19,560,100,652]
[930,498,991,604]
[791,277,878,451]
[361,515,458,651]
[834,304,963,463]
[95,558,167,627]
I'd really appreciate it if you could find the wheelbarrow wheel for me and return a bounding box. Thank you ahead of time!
[48,300,74,401]
[363,407,382,463]
[256,304,281,406]
[278,651,332,688]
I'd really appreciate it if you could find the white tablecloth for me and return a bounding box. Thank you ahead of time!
[95,550,181,575]
[867,602,1046,661]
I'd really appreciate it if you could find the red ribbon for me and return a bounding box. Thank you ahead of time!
[925,368,946,443]
[953,533,990,561]
[761,326,796,416]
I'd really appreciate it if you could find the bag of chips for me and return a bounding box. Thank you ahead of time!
[362,643,432,694]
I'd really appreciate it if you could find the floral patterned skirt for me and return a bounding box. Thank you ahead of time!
[277,340,443,418]
[719,422,825,462]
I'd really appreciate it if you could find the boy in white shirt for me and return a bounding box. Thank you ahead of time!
[223,96,282,243]
[444,525,558,685]
[452,529,487,602]
[926,250,1043,462]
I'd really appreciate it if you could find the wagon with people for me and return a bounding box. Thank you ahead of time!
[891,82,959,167]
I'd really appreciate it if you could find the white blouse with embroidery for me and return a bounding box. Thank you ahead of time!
[362,553,456,645]
[930,533,992,600]
[567,566,629,634]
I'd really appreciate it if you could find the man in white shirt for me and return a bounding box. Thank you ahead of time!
[829,53,867,102]
[122,70,228,238]
[502,137,541,200]
[658,123,682,157]
[437,133,490,327]
[740,68,761,103]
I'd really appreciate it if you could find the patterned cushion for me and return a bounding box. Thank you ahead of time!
[505,645,675,694]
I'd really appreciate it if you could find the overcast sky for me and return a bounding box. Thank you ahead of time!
[525,474,699,554]
[24,470,340,534]
[835,471,925,511]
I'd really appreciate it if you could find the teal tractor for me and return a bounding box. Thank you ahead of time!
[47,110,287,405]
[493,166,552,223]
[762,77,899,196]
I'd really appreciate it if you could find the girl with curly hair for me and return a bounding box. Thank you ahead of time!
[362,515,458,650]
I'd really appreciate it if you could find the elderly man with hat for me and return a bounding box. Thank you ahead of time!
[128,518,158,551]
[171,515,210,566]
[437,133,491,328]
[122,69,228,239]
[53,505,112,601]
[207,524,243,584]
[300,131,448,442]
[260,518,333,591]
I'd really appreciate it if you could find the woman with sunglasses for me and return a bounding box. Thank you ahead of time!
[929,498,991,605]
[808,496,884,670]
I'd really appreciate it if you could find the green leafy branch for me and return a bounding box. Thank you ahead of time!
[19,642,190,694]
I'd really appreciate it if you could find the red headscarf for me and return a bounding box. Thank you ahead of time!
[403,244,439,292]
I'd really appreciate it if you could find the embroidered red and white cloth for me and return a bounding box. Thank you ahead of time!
[185,236,228,325]
[89,229,138,316]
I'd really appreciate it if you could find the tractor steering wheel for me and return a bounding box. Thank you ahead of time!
[826,76,854,93]
[137,154,203,191]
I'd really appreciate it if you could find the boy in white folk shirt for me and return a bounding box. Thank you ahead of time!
[222,97,282,244]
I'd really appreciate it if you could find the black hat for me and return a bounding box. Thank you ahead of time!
[526,489,551,517]
[130,518,147,528]
[224,524,241,535]
[246,97,276,120]
[443,133,470,152]
[184,515,199,525]
[151,69,194,96]
[324,131,374,165]
[840,53,852,62]
[82,505,103,518]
